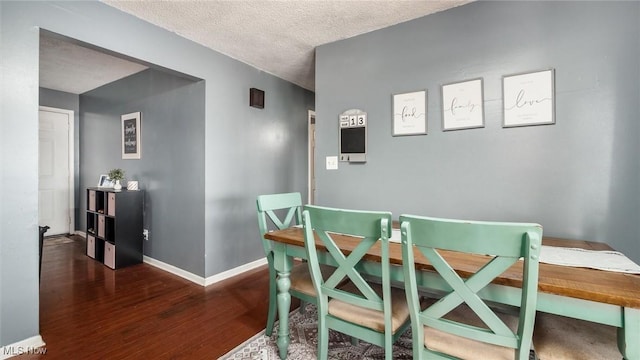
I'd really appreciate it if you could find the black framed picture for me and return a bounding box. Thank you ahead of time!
[121,111,141,159]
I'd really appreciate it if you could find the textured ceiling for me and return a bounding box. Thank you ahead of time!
[40,0,472,94]
[40,35,149,94]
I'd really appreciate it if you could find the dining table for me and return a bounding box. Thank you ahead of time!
[264,226,640,360]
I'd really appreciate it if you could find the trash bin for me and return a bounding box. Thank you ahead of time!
[39,225,50,281]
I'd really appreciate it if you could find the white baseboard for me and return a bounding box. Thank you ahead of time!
[0,335,46,359]
[143,256,206,286]
[74,230,86,237]
[204,258,267,287]
[143,256,267,287]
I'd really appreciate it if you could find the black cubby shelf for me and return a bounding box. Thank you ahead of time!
[86,188,143,269]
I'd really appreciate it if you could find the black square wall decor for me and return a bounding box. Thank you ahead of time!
[250,88,265,109]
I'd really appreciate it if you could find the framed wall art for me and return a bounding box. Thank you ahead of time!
[392,90,427,136]
[122,111,141,159]
[503,69,555,128]
[441,78,484,131]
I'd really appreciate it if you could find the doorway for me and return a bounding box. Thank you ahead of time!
[38,106,74,235]
[308,110,316,204]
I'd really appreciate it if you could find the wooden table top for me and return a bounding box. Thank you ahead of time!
[265,227,640,309]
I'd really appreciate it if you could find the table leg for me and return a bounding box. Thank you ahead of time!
[276,271,291,360]
[621,307,640,360]
[273,243,293,360]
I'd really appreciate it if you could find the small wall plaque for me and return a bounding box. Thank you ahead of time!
[250,88,265,109]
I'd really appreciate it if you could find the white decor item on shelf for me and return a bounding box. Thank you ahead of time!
[127,181,139,190]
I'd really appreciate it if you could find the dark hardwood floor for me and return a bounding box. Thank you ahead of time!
[20,235,296,359]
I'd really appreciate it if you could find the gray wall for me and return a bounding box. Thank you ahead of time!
[79,69,206,276]
[315,1,640,263]
[1,1,313,347]
[204,70,314,277]
[39,88,81,227]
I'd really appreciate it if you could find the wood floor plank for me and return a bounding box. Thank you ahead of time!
[13,235,295,359]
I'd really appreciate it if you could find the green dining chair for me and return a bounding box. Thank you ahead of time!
[302,205,411,360]
[256,192,334,336]
[400,214,542,360]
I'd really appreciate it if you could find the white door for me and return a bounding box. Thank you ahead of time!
[39,107,73,235]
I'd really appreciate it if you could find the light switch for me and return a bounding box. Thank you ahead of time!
[326,156,338,170]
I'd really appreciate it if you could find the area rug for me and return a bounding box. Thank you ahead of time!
[219,302,414,360]
[220,303,538,360]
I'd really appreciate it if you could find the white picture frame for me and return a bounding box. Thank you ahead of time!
[503,69,555,128]
[98,174,113,188]
[122,111,141,159]
[392,90,427,136]
[441,78,484,131]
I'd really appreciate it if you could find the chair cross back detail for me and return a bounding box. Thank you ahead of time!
[400,214,542,360]
[422,242,521,344]
[257,192,303,252]
[264,207,299,230]
[309,209,391,311]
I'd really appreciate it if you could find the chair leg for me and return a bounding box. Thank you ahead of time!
[516,346,530,360]
[317,315,329,360]
[413,326,425,360]
[384,333,393,360]
[265,269,278,336]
